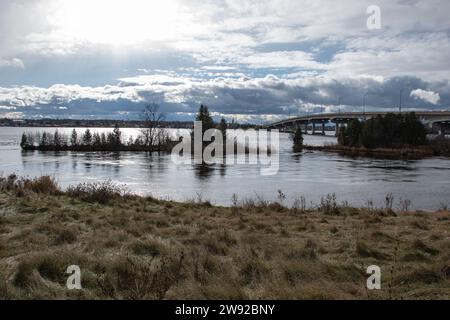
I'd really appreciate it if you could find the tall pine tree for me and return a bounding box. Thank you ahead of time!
[196,104,215,134]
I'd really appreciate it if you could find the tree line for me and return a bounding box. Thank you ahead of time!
[338,112,427,149]
[20,124,172,152]
[20,104,175,153]
[20,104,228,152]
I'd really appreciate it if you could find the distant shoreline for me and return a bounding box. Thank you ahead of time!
[0,118,257,130]
[0,119,192,129]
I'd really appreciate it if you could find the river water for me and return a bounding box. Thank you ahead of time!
[0,127,449,210]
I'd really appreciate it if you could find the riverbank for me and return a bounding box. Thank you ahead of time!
[0,176,449,300]
[304,139,450,159]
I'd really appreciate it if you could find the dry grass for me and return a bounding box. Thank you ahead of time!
[0,176,449,300]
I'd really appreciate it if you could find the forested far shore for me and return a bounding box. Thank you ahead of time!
[0,118,257,129]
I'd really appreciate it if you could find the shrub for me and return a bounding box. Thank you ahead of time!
[98,254,185,300]
[21,176,60,195]
[13,261,36,288]
[36,223,78,245]
[67,180,129,204]
[0,174,18,191]
[0,175,60,195]
[240,257,270,286]
[319,193,340,215]
[128,238,168,257]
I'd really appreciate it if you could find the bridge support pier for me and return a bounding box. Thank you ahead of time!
[433,122,450,137]
[321,122,326,135]
[301,123,307,134]
[334,121,346,137]
[311,122,316,135]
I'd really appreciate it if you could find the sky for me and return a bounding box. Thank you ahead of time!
[0,0,449,123]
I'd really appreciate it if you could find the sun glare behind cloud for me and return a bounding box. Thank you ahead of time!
[49,0,188,45]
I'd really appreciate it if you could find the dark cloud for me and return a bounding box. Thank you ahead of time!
[1,74,448,122]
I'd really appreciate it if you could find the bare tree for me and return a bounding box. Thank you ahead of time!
[141,103,166,149]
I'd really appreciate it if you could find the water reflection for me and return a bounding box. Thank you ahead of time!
[290,152,303,163]
[142,152,169,177]
[2,127,450,210]
[194,164,215,180]
[192,162,228,180]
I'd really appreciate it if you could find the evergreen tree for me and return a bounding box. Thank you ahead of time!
[70,129,78,146]
[111,124,122,147]
[337,126,348,146]
[92,132,102,146]
[196,104,215,134]
[53,130,62,148]
[402,112,426,145]
[218,117,227,141]
[338,113,427,149]
[100,132,107,145]
[40,132,50,147]
[348,119,363,147]
[82,129,92,146]
[20,133,28,148]
[291,127,304,150]
[360,119,376,148]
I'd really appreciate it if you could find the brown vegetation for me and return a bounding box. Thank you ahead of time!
[0,175,449,300]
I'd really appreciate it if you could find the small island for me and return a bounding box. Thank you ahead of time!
[19,104,227,153]
[303,113,450,159]
[20,125,178,153]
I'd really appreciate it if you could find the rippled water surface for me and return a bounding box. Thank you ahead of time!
[1,127,449,210]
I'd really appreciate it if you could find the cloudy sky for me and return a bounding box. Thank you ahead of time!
[0,0,449,122]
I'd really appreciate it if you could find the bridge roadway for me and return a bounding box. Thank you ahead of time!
[265,111,450,136]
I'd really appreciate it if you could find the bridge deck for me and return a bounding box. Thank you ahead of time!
[266,111,450,128]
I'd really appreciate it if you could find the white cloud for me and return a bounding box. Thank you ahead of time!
[328,32,450,81]
[0,111,23,119]
[0,0,450,119]
[0,58,24,69]
[239,51,327,70]
[0,84,143,108]
[410,89,441,105]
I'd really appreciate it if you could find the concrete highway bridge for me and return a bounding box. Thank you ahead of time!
[265,111,450,136]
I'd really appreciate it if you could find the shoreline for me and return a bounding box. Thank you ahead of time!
[303,143,450,159]
[20,144,176,153]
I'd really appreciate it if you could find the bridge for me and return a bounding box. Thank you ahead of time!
[265,111,450,136]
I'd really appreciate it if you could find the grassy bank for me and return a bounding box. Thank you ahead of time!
[0,176,449,300]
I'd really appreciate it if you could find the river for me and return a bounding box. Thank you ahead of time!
[0,127,449,211]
